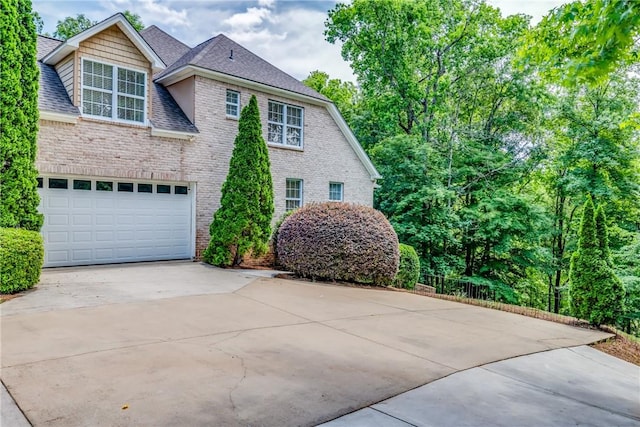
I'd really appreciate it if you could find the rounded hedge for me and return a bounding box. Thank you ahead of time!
[1,227,44,294]
[276,202,399,285]
[393,243,420,289]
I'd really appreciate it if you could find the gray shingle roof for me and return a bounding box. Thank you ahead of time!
[151,83,198,133]
[38,62,80,115]
[140,26,190,70]
[156,34,329,102]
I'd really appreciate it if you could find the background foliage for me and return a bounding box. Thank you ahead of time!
[306,0,639,323]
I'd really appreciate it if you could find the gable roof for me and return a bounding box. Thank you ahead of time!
[42,13,165,72]
[140,25,191,71]
[155,34,329,102]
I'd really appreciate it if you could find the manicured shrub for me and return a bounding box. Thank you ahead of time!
[271,210,294,267]
[203,95,274,266]
[0,227,44,294]
[394,243,420,289]
[1,0,43,231]
[276,202,399,285]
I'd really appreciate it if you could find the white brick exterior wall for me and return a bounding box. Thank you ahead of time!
[37,74,375,259]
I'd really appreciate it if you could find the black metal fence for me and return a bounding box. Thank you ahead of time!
[423,275,496,301]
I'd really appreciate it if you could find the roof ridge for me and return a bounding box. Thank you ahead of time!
[37,34,62,42]
[142,25,191,50]
[190,35,223,65]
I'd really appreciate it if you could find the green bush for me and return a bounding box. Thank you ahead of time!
[276,202,399,285]
[1,227,44,294]
[393,243,420,289]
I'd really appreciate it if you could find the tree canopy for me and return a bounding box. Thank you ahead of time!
[317,0,637,325]
[52,10,144,39]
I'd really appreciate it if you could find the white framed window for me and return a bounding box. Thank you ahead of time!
[226,89,240,118]
[82,58,146,124]
[285,178,303,211]
[329,182,344,201]
[268,101,303,147]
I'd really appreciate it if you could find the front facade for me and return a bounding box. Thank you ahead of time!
[36,14,379,267]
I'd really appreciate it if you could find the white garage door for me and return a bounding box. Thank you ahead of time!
[38,176,193,267]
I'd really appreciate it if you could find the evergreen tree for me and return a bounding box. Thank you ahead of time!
[591,205,625,325]
[203,95,274,267]
[570,197,625,325]
[569,196,599,320]
[0,0,43,231]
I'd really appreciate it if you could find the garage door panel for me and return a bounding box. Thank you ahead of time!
[39,177,193,267]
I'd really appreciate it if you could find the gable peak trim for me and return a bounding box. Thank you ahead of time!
[42,13,165,72]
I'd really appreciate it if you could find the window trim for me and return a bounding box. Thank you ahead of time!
[285,178,303,211]
[81,57,147,126]
[268,100,304,148]
[225,89,240,119]
[329,182,344,202]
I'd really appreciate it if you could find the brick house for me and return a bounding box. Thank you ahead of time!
[35,13,379,267]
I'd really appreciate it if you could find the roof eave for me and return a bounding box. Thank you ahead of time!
[156,65,380,181]
[156,65,329,105]
[39,110,79,124]
[150,127,198,141]
[42,14,165,72]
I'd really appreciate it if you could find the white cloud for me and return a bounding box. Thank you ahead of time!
[138,0,188,27]
[258,0,275,8]
[223,6,274,30]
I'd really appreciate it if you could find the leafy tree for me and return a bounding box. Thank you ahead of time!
[570,197,625,325]
[303,70,358,124]
[0,0,43,231]
[53,13,94,39]
[31,10,42,33]
[523,0,640,85]
[203,95,274,267]
[122,10,144,31]
[53,10,144,40]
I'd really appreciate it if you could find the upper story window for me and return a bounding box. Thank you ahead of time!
[226,90,240,118]
[82,59,146,124]
[329,182,344,201]
[268,101,303,147]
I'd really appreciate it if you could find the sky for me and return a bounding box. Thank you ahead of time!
[33,0,566,83]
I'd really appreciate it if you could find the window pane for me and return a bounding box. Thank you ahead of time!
[329,182,343,201]
[287,106,302,127]
[157,184,171,194]
[268,102,283,123]
[37,177,43,188]
[73,180,91,190]
[268,123,283,144]
[96,181,113,191]
[285,179,302,211]
[175,185,188,195]
[117,182,134,192]
[286,127,301,146]
[83,89,112,117]
[117,95,144,122]
[138,183,152,193]
[49,178,68,189]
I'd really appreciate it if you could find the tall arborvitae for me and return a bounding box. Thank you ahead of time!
[570,198,625,325]
[203,95,274,267]
[0,0,43,231]
[591,205,625,325]
[569,196,599,321]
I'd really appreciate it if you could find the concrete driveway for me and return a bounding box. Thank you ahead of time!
[0,262,631,426]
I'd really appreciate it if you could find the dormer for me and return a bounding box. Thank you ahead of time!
[42,13,165,127]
